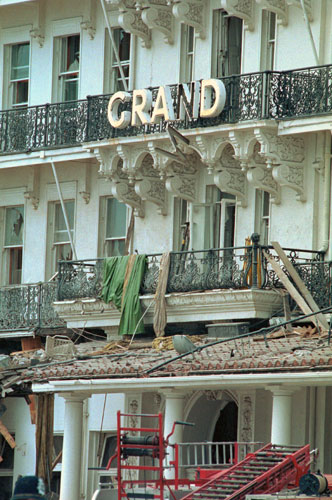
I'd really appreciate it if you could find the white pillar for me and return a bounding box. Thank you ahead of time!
[270,388,293,446]
[162,390,186,479]
[59,393,88,500]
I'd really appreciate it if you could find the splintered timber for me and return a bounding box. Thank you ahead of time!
[107,79,226,129]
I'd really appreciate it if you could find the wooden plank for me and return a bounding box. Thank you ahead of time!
[271,241,329,331]
[263,250,314,318]
[0,420,16,449]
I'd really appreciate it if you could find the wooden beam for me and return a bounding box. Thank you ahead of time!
[0,420,16,449]
[271,241,329,330]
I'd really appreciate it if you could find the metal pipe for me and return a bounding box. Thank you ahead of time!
[99,0,129,92]
[299,0,319,65]
[319,131,331,253]
[50,162,78,260]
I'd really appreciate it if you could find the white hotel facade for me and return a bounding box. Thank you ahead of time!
[1,1,332,499]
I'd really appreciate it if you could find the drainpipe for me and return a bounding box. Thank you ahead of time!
[51,162,78,261]
[319,132,331,255]
[99,0,129,92]
[299,0,319,65]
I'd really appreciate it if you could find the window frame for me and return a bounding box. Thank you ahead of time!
[3,41,30,109]
[104,28,132,94]
[53,34,81,102]
[255,189,271,246]
[98,196,128,258]
[179,24,195,83]
[1,205,25,285]
[211,9,243,78]
[260,10,277,71]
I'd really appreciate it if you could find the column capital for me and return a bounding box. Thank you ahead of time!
[59,392,91,403]
[267,386,296,396]
[159,388,187,399]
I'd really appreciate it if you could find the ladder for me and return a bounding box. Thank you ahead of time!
[181,444,310,500]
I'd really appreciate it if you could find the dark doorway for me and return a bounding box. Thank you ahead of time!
[212,401,238,465]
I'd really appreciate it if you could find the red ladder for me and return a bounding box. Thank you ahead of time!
[181,443,310,500]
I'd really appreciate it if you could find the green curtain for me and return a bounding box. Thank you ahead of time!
[101,255,147,336]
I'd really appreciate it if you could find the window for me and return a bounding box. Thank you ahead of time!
[58,35,80,101]
[173,198,189,251]
[204,186,235,249]
[0,434,15,499]
[46,200,75,278]
[180,24,195,82]
[255,190,270,245]
[98,434,117,487]
[9,43,30,108]
[50,435,63,495]
[211,10,242,77]
[261,10,276,70]
[99,197,127,257]
[104,28,131,93]
[3,206,24,285]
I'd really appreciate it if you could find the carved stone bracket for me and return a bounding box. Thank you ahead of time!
[24,166,40,210]
[214,169,247,207]
[142,5,174,44]
[81,0,97,39]
[194,134,227,173]
[135,154,167,215]
[247,166,280,204]
[272,164,305,202]
[254,129,306,201]
[256,0,288,26]
[166,157,199,202]
[147,140,174,178]
[95,146,145,217]
[124,393,142,481]
[172,0,206,39]
[286,0,312,21]
[221,0,254,31]
[228,131,255,170]
[119,9,152,47]
[117,144,149,182]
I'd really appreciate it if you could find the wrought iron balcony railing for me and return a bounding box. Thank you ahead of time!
[57,242,330,309]
[0,282,65,332]
[1,64,332,155]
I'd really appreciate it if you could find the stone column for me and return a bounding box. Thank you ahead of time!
[270,388,293,445]
[59,393,89,500]
[162,390,186,479]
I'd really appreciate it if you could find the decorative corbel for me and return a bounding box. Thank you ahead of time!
[214,143,247,207]
[272,164,305,202]
[194,134,227,173]
[79,164,91,204]
[254,128,306,200]
[255,0,288,26]
[172,0,205,39]
[247,166,281,204]
[165,157,199,202]
[95,146,145,217]
[147,140,174,178]
[30,0,45,47]
[134,155,167,215]
[142,5,174,44]
[24,166,40,210]
[228,131,255,170]
[221,0,255,31]
[116,144,149,182]
[286,0,312,21]
[119,9,152,48]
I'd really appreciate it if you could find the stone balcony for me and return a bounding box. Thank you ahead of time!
[53,244,331,333]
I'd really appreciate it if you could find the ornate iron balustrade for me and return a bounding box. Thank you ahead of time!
[57,244,330,309]
[2,64,332,154]
[0,282,65,332]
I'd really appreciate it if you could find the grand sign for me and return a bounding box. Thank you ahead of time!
[107,79,226,129]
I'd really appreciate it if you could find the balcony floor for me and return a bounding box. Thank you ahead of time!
[53,288,283,330]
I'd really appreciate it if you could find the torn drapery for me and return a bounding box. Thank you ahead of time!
[102,255,147,336]
[35,394,54,488]
[153,252,170,337]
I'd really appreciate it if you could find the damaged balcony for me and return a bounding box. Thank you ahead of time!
[1,64,332,154]
[0,282,64,337]
[54,243,331,333]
